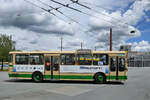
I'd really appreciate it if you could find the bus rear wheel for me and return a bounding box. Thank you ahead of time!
[94,73,106,84]
[32,72,43,82]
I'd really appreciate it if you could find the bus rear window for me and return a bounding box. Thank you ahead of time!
[15,54,29,65]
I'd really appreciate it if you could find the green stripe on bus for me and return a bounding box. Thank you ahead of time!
[60,75,93,80]
[44,75,60,79]
[9,74,32,78]
[43,75,93,80]
[9,65,13,67]
[9,74,127,80]
[107,76,128,80]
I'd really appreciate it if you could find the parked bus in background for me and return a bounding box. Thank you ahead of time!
[8,49,128,84]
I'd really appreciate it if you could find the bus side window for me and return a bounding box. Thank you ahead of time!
[29,54,44,65]
[119,58,125,71]
[15,54,29,65]
[9,54,13,63]
[110,58,116,71]
[93,54,108,65]
[77,54,92,65]
[61,54,75,65]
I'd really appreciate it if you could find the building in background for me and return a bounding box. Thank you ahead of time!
[128,53,150,67]
[120,45,131,51]
[119,45,150,67]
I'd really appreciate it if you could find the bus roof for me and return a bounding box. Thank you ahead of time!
[9,50,127,54]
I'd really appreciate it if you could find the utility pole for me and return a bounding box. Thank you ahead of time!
[110,28,112,51]
[81,42,83,49]
[60,37,63,51]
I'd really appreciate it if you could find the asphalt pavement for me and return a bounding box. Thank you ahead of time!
[0,67,150,100]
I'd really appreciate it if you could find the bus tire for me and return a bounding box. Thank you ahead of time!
[32,71,43,82]
[94,73,106,84]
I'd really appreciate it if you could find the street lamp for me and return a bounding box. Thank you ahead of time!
[130,30,136,34]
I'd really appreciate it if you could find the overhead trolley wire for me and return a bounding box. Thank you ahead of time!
[49,0,83,13]
[49,0,132,29]
[49,0,96,16]
[49,0,118,26]
[79,1,134,27]
[23,0,98,37]
[70,1,134,29]
[81,2,114,11]
[37,0,75,11]
[24,0,70,24]
[36,0,98,31]
[70,0,91,9]
[25,0,133,29]
[70,0,131,27]
[40,0,124,35]
[24,0,52,14]
[24,0,131,37]
[47,0,108,35]
[36,0,101,34]
[36,0,84,26]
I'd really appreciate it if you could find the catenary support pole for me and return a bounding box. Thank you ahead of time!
[110,28,112,51]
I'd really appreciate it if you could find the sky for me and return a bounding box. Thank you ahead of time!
[0,0,150,51]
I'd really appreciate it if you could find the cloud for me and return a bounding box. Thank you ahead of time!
[0,0,150,52]
[0,0,75,36]
[123,0,150,25]
[128,40,150,52]
[62,38,85,50]
[87,0,150,51]
[82,0,135,12]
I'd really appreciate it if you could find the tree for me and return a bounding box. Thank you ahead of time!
[0,34,15,62]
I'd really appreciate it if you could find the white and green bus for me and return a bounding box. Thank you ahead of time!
[8,49,128,84]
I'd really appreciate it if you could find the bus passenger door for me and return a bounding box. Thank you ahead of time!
[51,56,60,80]
[109,57,118,80]
[109,57,126,80]
[45,55,60,80]
[118,57,126,80]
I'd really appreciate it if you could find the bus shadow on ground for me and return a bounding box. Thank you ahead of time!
[5,79,124,85]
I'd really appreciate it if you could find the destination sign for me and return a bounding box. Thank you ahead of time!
[77,49,91,54]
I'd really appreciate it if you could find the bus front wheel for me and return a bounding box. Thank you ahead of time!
[32,72,43,82]
[94,73,106,84]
